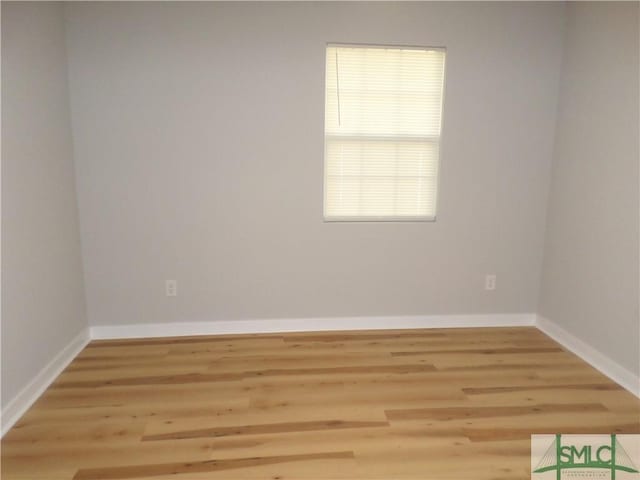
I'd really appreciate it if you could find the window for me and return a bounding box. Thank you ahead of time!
[324,44,446,221]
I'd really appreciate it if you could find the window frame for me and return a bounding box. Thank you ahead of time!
[322,42,447,223]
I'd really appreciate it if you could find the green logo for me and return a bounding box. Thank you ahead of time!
[532,434,639,479]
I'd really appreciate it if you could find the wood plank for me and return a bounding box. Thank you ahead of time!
[385,403,608,421]
[142,419,389,441]
[72,451,355,480]
[391,346,562,356]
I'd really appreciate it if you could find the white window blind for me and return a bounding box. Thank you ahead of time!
[324,44,446,221]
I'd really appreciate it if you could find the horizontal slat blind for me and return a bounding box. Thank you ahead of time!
[324,45,446,221]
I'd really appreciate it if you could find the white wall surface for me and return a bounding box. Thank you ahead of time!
[64,2,565,327]
[1,2,88,408]
[539,2,639,375]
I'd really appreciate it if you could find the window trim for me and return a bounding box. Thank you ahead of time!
[322,42,447,223]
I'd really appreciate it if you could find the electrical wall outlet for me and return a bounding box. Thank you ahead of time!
[165,280,177,297]
[485,274,496,291]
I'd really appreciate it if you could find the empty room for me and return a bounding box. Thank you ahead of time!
[1,1,639,479]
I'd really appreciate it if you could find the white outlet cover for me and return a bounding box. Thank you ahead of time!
[485,275,496,291]
[165,280,177,296]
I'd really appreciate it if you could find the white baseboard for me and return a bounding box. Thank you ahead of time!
[4,313,636,439]
[536,315,640,398]
[1,328,90,437]
[90,313,536,340]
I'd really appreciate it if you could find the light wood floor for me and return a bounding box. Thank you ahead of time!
[2,327,639,480]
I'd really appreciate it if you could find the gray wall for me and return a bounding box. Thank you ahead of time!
[1,2,87,408]
[2,1,637,412]
[539,2,640,375]
[64,2,565,327]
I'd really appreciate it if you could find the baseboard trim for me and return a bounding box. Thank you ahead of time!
[3,314,636,438]
[536,315,640,398]
[90,313,536,340]
[1,328,90,437]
